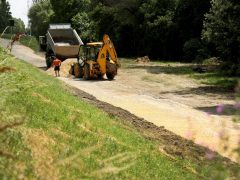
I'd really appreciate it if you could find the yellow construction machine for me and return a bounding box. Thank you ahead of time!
[70,34,120,80]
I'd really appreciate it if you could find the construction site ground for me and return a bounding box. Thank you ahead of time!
[0,38,239,163]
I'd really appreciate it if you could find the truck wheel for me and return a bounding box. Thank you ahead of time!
[84,63,90,80]
[46,56,53,68]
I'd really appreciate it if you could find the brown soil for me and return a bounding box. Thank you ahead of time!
[67,85,236,167]
[0,66,15,73]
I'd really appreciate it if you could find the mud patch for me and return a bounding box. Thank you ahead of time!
[67,85,237,167]
[23,129,58,180]
[0,66,15,73]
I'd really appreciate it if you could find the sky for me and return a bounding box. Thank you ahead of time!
[7,0,32,27]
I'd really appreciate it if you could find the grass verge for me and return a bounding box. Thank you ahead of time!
[0,49,239,179]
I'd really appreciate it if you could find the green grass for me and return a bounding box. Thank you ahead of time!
[19,36,39,52]
[120,58,239,89]
[191,72,238,89]
[0,50,239,179]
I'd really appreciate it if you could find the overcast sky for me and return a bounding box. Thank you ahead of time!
[8,0,32,27]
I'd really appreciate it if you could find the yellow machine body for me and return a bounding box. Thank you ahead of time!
[74,34,120,80]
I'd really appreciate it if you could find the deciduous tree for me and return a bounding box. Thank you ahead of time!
[202,0,240,74]
[0,0,12,31]
[28,0,53,37]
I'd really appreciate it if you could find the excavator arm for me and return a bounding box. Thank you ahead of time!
[97,34,120,77]
[102,34,120,67]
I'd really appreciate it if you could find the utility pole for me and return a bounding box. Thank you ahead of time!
[27,0,31,36]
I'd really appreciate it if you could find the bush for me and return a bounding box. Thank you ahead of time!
[183,38,203,61]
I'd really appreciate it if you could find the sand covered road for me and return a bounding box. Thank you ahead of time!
[1,38,239,162]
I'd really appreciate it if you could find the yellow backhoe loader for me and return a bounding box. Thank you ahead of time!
[70,34,120,80]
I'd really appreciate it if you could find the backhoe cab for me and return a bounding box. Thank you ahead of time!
[70,34,120,80]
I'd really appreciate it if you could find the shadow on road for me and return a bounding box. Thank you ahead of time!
[196,104,239,116]
[38,66,48,71]
[126,64,194,75]
[71,78,115,82]
[160,86,234,100]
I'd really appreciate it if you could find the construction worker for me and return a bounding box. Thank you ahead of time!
[52,56,61,77]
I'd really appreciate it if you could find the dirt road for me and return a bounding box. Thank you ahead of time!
[1,38,239,162]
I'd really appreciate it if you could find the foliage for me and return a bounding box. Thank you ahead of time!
[50,0,90,23]
[183,38,203,61]
[140,0,176,59]
[11,18,25,34]
[174,0,211,41]
[14,0,240,70]
[71,12,94,41]
[32,0,43,3]
[0,0,12,32]
[28,0,53,37]
[202,0,240,75]
[173,0,211,60]
[27,0,213,61]
[19,36,39,52]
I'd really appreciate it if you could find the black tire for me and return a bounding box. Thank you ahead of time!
[106,72,115,80]
[46,56,53,68]
[73,63,84,78]
[106,61,117,80]
[79,66,84,78]
[84,63,91,80]
[98,74,103,79]
[45,48,54,68]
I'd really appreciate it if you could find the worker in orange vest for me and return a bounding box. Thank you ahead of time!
[52,56,61,77]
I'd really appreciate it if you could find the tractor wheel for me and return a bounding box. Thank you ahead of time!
[73,63,84,78]
[106,61,117,80]
[84,63,91,80]
[106,72,115,80]
[98,74,103,79]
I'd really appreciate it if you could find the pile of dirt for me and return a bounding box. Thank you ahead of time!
[135,56,150,63]
[47,59,77,77]
[68,85,237,168]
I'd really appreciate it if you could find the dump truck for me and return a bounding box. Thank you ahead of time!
[70,34,120,80]
[42,24,84,68]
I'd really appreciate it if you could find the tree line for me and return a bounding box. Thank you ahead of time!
[11,0,240,74]
[0,0,25,34]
